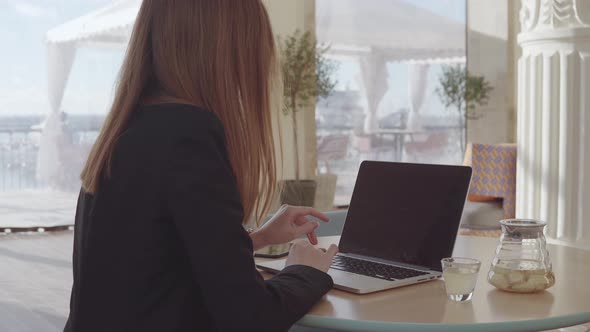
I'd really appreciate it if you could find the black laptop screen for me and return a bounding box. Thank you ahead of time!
[338,161,472,272]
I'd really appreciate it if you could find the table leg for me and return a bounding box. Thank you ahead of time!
[376,133,383,160]
[395,134,403,161]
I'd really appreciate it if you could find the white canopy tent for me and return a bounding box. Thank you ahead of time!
[39,0,139,186]
[40,0,466,184]
[46,0,139,114]
[316,0,466,133]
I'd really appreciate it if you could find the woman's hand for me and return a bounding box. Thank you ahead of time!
[250,205,330,250]
[285,240,339,273]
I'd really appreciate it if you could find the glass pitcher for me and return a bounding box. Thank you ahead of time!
[488,219,555,293]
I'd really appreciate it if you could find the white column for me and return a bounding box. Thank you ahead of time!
[517,0,590,247]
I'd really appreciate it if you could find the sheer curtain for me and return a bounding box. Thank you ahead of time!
[406,63,430,133]
[38,43,77,188]
[360,53,388,133]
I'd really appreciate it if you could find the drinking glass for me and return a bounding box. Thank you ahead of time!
[441,257,481,302]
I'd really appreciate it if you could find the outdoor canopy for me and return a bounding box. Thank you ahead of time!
[316,0,465,132]
[40,0,465,183]
[39,0,139,185]
[46,0,139,116]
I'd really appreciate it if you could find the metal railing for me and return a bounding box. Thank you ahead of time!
[0,129,41,191]
[0,127,99,191]
[0,116,463,191]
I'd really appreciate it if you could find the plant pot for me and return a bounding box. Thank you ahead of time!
[280,180,317,207]
[314,174,338,211]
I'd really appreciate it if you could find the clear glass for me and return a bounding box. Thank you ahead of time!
[441,257,481,302]
[488,219,555,293]
[314,0,467,207]
[1,1,122,230]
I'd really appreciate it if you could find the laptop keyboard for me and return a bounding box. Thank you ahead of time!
[331,255,429,281]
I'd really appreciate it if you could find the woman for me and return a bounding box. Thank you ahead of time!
[63,1,338,331]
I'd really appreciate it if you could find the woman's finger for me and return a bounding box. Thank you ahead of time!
[306,232,318,245]
[308,230,318,245]
[296,207,330,222]
[295,220,318,238]
[325,244,339,258]
[293,215,308,226]
[294,216,319,244]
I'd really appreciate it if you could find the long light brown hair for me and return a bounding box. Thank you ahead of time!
[81,0,280,224]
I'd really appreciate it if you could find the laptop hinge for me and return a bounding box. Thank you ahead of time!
[338,252,437,272]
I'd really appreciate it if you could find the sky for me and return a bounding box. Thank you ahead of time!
[0,0,466,117]
[0,0,120,117]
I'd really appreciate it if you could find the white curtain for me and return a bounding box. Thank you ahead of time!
[406,63,430,132]
[360,52,388,133]
[47,43,77,113]
[37,42,77,188]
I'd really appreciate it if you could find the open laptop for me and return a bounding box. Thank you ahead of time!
[257,161,472,294]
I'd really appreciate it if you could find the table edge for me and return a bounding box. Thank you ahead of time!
[297,312,590,332]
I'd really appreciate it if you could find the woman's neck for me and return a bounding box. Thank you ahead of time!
[141,93,196,107]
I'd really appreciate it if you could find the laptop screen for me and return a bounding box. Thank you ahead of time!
[339,161,472,272]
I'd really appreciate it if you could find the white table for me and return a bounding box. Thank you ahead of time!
[373,129,423,160]
[258,235,590,331]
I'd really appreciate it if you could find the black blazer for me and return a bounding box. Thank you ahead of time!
[64,104,333,332]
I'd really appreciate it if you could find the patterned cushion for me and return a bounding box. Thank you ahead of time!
[465,143,517,219]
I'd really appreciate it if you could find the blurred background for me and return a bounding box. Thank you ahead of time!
[0,0,516,228]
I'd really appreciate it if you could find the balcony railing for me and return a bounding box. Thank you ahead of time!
[0,116,103,191]
[0,129,41,191]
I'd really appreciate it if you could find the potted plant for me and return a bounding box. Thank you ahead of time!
[279,30,337,206]
[436,65,493,151]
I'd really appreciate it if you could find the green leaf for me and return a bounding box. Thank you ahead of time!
[435,65,494,119]
[278,29,338,116]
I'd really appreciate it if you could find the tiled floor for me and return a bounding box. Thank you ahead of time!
[0,191,77,229]
[0,232,72,332]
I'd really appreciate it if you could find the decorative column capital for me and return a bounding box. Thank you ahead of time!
[521,0,590,31]
[519,0,590,45]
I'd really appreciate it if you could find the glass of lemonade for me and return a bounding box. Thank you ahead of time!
[441,257,481,302]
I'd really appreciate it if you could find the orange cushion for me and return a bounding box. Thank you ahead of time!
[468,194,500,202]
[464,143,496,202]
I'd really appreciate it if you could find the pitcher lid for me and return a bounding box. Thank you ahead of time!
[500,219,547,227]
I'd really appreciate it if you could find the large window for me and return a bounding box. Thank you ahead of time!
[0,0,467,228]
[315,0,467,206]
[0,1,124,228]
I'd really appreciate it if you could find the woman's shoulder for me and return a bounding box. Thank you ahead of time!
[139,103,220,126]
[135,103,224,138]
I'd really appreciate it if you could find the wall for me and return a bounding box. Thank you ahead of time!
[262,0,317,181]
[466,0,519,144]
[509,0,522,141]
